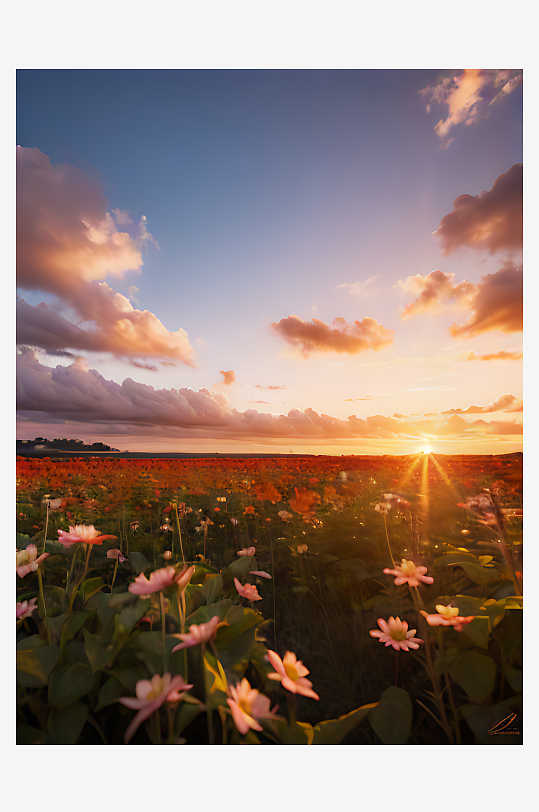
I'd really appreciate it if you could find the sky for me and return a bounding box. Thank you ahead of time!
[15,69,523,455]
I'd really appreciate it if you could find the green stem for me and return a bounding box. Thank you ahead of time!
[270,534,277,650]
[201,643,214,743]
[444,668,460,744]
[409,586,453,744]
[160,591,168,673]
[42,503,49,556]
[287,693,297,728]
[111,558,118,594]
[154,709,162,744]
[68,543,92,612]
[383,512,395,566]
[395,649,399,686]
[175,504,185,565]
[36,567,51,644]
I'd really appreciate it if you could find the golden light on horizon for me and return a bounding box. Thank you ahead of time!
[422,445,432,455]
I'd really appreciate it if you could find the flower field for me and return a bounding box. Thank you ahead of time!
[16,452,523,745]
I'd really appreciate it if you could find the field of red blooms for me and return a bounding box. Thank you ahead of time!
[16,453,523,744]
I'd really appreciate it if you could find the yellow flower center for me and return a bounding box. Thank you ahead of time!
[146,677,164,701]
[391,628,407,641]
[400,559,416,576]
[436,604,459,619]
[284,663,299,681]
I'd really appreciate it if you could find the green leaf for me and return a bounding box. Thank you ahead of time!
[201,574,223,605]
[186,598,233,628]
[83,614,129,673]
[493,609,522,665]
[95,676,126,711]
[228,555,257,578]
[368,686,412,744]
[461,694,522,744]
[40,585,67,617]
[264,718,314,744]
[48,664,97,710]
[118,597,151,632]
[312,702,378,744]
[461,616,491,650]
[107,591,139,607]
[128,551,150,574]
[80,577,105,603]
[448,651,497,704]
[173,700,206,739]
[503,663,522,693]
[16,646,61,687]
[60,610,94,653]
[47,701,88,744]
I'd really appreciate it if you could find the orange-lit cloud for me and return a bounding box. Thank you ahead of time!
[449,264,522,338]
[219,370,236,385]
[419,70,522,147]
[336,276,377,296]
[462,350,522,362]
[434,164,522,256]
[16,147,195,365]
[17,350,520,444]
[255,384,287,390]
[400,265,522,338]
[398,270,476,319]
[269,315,394,357]
[441,393,521,415]
[127,360,158,371]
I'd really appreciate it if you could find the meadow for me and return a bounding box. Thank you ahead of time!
[16,452,523,745]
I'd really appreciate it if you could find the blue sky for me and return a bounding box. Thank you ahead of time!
[16,69,523,453]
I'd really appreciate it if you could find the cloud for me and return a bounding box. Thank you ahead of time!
[397,271,476,320]
[127,360,158,371]
[399,265,522,338]
[441,394,521,415]
[219,370,236,385]
[16,296,195,364]
[255,384,287,390]
[462,350,523,362]
[128,286,140,305]
[434,164,522,256]
[449,264,522,338]
[17,351,521,443]
[269,315,394,357]
[160,361,177,367]
[419,70,522,147]
[336,276,377,296]
[16,147,194,365]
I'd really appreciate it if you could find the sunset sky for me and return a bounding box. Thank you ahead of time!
[16,69,523,455]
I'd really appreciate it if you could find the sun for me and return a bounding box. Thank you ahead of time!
[422,444,433,454]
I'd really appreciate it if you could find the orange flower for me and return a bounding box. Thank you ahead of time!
[266,650,319,700]
[420,604,474,632]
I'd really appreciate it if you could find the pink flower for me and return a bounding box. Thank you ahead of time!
[171,615,221,652]
[230,517,238,526]
[237,547,256,556]
[266,650,319,699]
[278,510,293,522]
[234,577,262,601]
[128,564,195,597]
[420,604,475,632]
[370,617,424,651]
[16,597,38,619]
[57,525,117,548]
[249,570,272,579]
[107,548,126,563]
[16,545,50,578]
[383,558,434,587]
[119,673,193,744]
[227,678,284,735]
